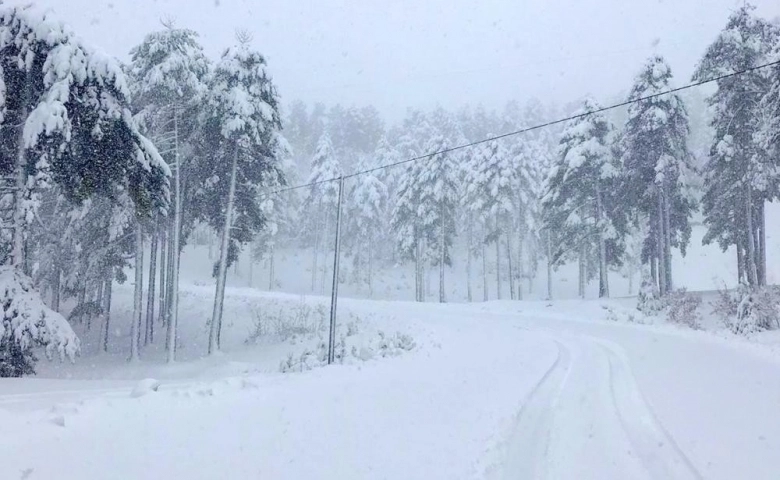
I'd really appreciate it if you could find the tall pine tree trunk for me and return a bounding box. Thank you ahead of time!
[11,81,30,269]
[482,242,489,302]
[546,230,553,301]
[103,272,113,353]
[248,243,254,288]
[495,214,502,300]
[578,243,586,299]
[167,109,182,362]
[158,226,167,326]
[439,211,446,304]
[466,218,473,303]
[736,240,745,285]
[50,266,61,312]
[146,230,158,345]
[131,222,144,362]
[657,193,667,296]
[650,254,658,291]
[367,235,373,298]
[596,180,609,298]
[269,244,276,291]
[506,231,516,301]
[745,184,758,288]
[517,228,525,301]
[209,146,239,355]
[758,201,766,286]
[663,190,673,292]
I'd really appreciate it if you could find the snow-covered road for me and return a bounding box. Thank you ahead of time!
[1,299,779,479]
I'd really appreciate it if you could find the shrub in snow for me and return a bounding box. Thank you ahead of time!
[712,284,747,327]
[636,272,663,316]
[603,305,649,324]
[732,287,780,335]
[666,289,702,330]
[375,331,416,357]
[0,267,79,376]
[246,300,328,344]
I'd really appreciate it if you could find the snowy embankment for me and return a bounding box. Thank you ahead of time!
[3,292,780,479]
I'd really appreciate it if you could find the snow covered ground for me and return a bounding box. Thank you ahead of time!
[3,207,780,479]
[3,289,780,479]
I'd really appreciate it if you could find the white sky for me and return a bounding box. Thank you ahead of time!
[15,0,780,119]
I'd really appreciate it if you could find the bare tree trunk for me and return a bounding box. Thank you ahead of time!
[495,215,502,300]
[517,230,525,300]
[248,242,254,288]
[758,201,766,286]
[745,184,758,288]
[12,83,30,269]
[657,193,667,296]
[131,222,144,362]
[167,108,182,362]
[546,230,553,301]
[367,235,373,298]
[650,253,657,291]
[506,232,516,300]
[736,240,745,285]
[158,226,167,326]
[50,266,61,312]
[269,244,276,291]
[663,190,673,291]
[597,180,609,298]
[209,146,239,355]
[146,229,158,345]
[482,242,489,302]
[578,243,586,299]
[439,217,446,303]
[466,218,473,303]
[103,273,113,353]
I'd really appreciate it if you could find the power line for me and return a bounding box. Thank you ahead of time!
[267,58,780,196]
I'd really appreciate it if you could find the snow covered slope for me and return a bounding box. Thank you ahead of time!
[3,296,780,479]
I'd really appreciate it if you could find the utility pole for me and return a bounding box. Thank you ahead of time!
[327,176,345,365]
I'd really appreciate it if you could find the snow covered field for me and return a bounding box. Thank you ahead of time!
[3,285,780,479]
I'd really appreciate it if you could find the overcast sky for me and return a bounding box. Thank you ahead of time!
[16,0,780,120]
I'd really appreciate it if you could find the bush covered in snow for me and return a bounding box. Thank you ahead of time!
[731,287,780,335]
[666,288,702,330]
[0,267,80,376]
[712,284,747,327]
[636,272,663,316]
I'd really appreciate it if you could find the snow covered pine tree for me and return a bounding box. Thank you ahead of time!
[0,6,169,373]
[541,99,626,298]
[129,24,210,361]
[192,36,284,355]
[621,55,697,296]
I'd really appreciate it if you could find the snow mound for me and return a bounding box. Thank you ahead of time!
[130,378,161,398]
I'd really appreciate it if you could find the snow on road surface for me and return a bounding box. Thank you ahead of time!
[2,298,780,479]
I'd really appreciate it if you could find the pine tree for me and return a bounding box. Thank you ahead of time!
[0,6,169,370]
[463,140,517,300]
[541,99,624,298]
[621,55,697,296]
[129,23,210,361]
[693,5,779,288]
[194,37,284,355]
[303,133,342,293]
[392,134,459,303]
[347,156,388,297]
[252,142,295,291]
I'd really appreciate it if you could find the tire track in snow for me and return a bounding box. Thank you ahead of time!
[501,339,573,480]
[593,338,704,480]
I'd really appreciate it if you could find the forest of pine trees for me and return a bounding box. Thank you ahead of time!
[3,4,780,375]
